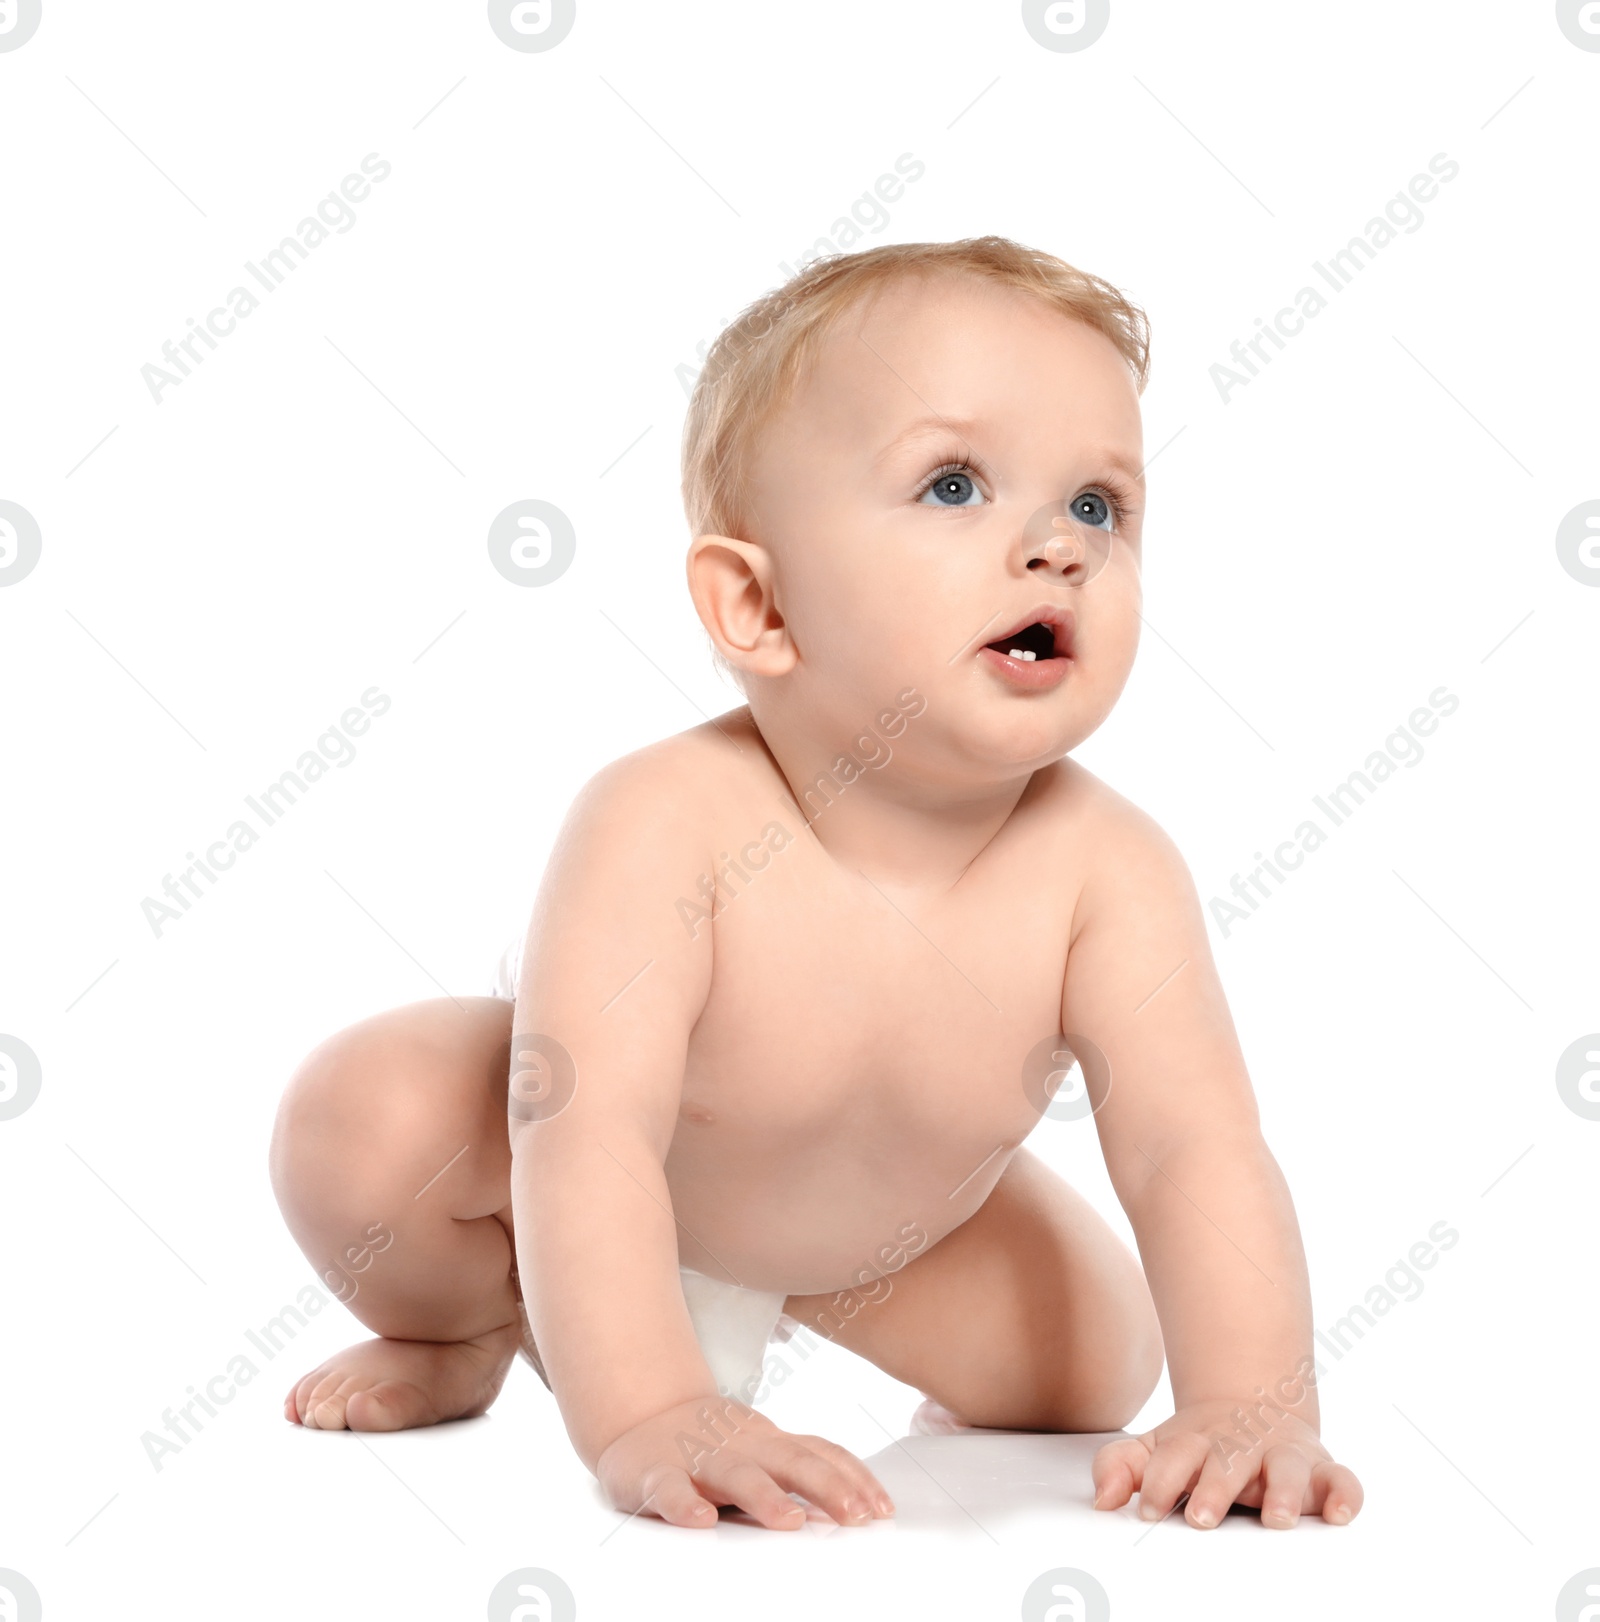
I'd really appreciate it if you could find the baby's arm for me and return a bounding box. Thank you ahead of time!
[511,751,892,1530]
[1060,788,1363,1529]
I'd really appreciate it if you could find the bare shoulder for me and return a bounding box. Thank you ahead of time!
[1028,757,1198,927]
[565,707,765,836]
[1028,755,1179,850]
[524,711,765,992]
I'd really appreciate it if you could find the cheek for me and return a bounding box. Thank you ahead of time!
[787,561,907,678]
[806,532,940,658]
[1083,559,1142,671]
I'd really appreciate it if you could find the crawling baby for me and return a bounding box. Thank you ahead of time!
[269,235,1364,1533]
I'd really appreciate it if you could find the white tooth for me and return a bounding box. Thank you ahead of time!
[1008,648,1036,662]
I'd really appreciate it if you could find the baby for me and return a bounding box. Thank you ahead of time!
[269,235,1364,1533]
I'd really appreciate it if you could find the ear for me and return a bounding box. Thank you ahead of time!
[685,534,798,678]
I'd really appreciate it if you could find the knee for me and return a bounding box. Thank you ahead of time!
[932,1318,1165,1435]
[1077,1325,1165,1432]
[268,1012,452,1221]
[984,1302,1164,1436]
[1053,1307,1165,1433]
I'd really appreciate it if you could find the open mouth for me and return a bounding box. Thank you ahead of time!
[983,620,1061,663]
[975,607,1075,689]
[980,606,1074,663]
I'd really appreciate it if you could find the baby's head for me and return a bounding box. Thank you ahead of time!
[682,236,1150,780]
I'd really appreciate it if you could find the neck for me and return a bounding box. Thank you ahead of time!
[740,697,1035,894]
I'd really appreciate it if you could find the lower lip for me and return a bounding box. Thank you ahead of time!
[977,646,1072,689]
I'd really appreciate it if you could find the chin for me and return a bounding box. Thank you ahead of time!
[955,707,1087,774]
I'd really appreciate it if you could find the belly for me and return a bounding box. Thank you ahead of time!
[663,1035,1047,1295]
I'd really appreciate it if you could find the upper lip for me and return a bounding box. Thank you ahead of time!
[980,604,1075,658]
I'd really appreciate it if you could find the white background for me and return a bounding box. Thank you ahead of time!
[1,2,1595,1618]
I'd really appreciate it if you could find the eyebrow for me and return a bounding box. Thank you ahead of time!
[874,415,1147,487]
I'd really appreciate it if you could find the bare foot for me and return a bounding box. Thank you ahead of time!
[285,1321,523,1432]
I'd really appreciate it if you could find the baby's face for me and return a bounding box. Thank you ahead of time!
[742,273,1145,775]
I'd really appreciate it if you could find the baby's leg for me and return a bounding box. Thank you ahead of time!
[268,995,521,1431]
[781,1147,1165,1433]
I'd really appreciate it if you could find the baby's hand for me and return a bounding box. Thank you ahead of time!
[595,1395,895,1531]
[1091,1400,1363,1529]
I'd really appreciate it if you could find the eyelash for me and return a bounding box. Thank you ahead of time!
[914,460,1137,526]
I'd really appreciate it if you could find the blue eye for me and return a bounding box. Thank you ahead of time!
[915,460,1131,529]
[1071,492,1115,531]
[918,465,985,507]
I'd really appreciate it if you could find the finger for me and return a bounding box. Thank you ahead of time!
[1136,1433,1212,1522]
[1255,1445,1313,1530]
[1184,1435,1269,1530]
[794,1435,896,1517]
[1091,1437,1151,1510]
[634,1466,720,1529]
[761,1440,879,1526]
[1307,1459,1363,1525]
[700,1458,807,1531]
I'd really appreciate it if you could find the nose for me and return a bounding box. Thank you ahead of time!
[1020,498,1112,586]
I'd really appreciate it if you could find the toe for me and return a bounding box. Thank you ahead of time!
[306,1374,363,1432]
[290,1371,331,1427]
[304,1397,341,1430]
[345,1380,438,1432]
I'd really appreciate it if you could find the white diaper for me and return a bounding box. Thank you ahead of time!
[510,1261,799,1407]
[491,935,521,1002]
[493,938,801,1405]
[679,1266,801,1404]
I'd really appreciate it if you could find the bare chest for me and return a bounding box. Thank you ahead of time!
[677,817,1074,1150]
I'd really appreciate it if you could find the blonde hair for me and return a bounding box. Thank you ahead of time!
[680,234,1152,688]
